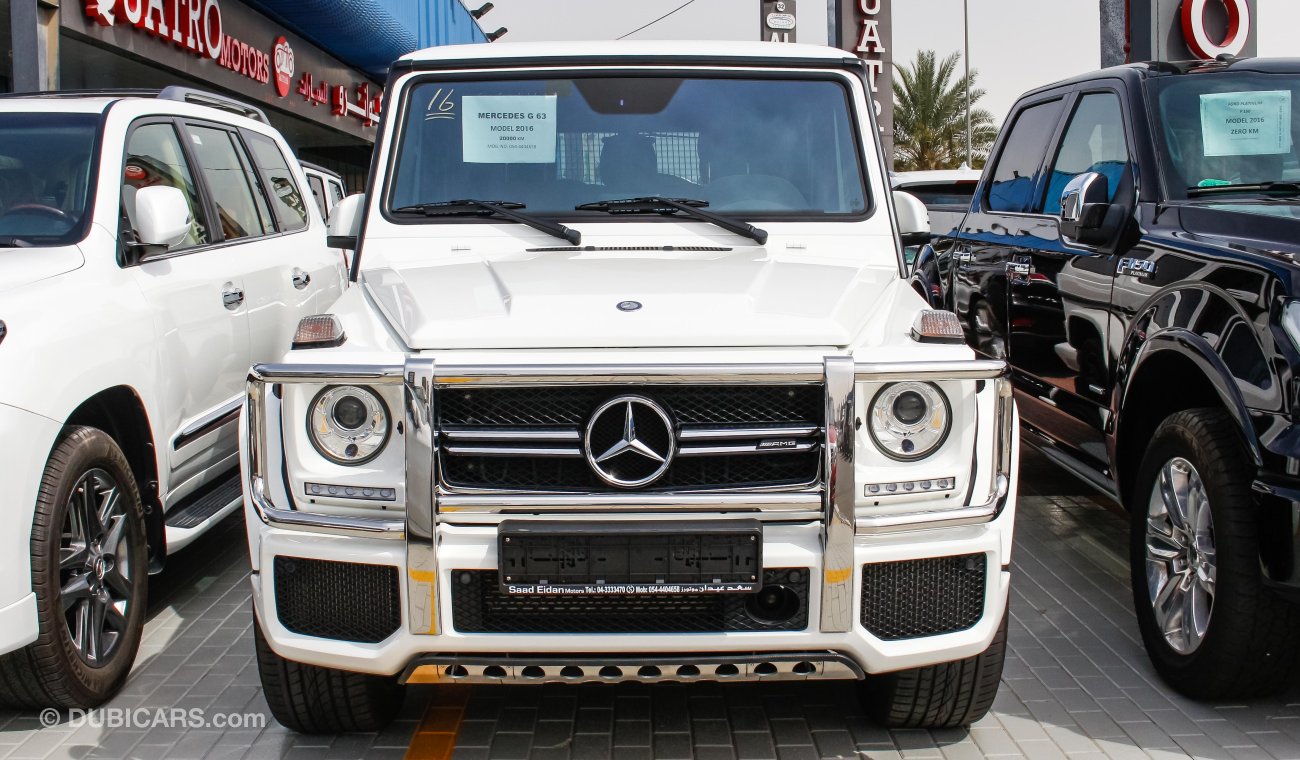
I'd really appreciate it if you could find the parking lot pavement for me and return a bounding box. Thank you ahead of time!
[6,446,1300,759]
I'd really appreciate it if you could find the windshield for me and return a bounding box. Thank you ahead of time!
[387,74,868,218]
[1150,71,1300,199]
[0,113,99,245]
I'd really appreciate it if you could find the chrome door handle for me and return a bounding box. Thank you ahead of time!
[1006,262,1031,277]
[222,283,244,310]
[291,268,311,290]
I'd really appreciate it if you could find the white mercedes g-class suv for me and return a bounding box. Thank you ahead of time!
[0,88,344,709]
[243,41,1019,733]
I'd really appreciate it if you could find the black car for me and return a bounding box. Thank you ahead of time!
[919,57,1300,699]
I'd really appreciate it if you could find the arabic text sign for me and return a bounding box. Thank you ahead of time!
[1201,90,1292,156]
[462,95,557,163]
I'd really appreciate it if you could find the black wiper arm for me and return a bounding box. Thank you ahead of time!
[0,236,30,247]
[1187,181,1300,197]
[392,199,581,245]
[575,197,768,245]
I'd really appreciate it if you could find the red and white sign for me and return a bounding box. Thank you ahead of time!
[273,35,294,97]
[1181,0,1251,60]
[85,0,224,60]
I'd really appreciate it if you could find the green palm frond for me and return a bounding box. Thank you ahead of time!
[892,50,999,170]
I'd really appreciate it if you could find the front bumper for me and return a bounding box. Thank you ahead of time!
[243,357,1017,681]
[0,403,61,654]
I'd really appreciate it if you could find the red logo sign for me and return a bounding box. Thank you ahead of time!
[273,36,294,97]
[1181,0,1251,60]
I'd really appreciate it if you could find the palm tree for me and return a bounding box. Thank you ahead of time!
[892,50,998,171]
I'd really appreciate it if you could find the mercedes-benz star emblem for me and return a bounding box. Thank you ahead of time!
[583,395,675,488]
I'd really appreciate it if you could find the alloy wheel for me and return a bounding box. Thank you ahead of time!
[1144,456,1216,655]
[59,468,134,666]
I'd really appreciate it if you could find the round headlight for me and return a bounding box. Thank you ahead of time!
[868,382,951,461]
[308,385,390,465]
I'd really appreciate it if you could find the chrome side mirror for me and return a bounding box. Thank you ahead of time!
[1059,171,1110,243]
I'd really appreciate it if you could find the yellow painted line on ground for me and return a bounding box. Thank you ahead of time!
[405,685,470,760]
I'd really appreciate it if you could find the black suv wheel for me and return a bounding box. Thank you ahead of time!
[1130,408,1300,698]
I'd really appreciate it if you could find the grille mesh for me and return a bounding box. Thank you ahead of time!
[860,554,986,640]
[452,568,809,634]
[438,385,823,491]
[274,557,401,644]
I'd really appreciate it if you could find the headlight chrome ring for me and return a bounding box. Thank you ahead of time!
[868,381,951,461]
[307,385,391,465]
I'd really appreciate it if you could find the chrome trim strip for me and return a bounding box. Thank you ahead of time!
[442,426,581,442]
[444,444,583,458]
[437,491,823,512]
[677,441,818,457]
[855,474,1008,533]
[852,360,1008,383]
[401,652,864,685]
[820,355,856,634]
[678,426,821,440]
[244,377,405,538]
[434,363,825,385]
[250,363,405,384]
[173,398,242,450]
[404,358,440,636]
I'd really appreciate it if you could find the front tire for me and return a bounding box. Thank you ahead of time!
[254,613,404,733]
[861,613,1007,728]
[1130,408,1300,698]
[0,426,148,708]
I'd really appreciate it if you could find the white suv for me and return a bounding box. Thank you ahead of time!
[243,41,1019,733]
[0,87,344,708]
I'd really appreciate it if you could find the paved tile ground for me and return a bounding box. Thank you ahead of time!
[5,445,1300,758]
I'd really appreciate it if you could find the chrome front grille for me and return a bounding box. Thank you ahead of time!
[437,385,824,492]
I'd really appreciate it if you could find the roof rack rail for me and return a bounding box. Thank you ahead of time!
[157,86,268,122]
[0,88,161,99]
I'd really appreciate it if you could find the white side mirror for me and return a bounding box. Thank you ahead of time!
[134,186,191,248]
[893,190,930,238]
[327,193,365,249]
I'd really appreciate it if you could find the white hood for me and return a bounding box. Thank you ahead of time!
[0,245,84,295]
[361,245,896,350]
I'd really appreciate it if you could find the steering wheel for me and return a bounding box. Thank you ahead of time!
[1,203,70,221]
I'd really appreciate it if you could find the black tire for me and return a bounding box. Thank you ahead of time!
[1129,408,1300,698]
[861,613,1007,728]
[253,613,404,733]
[0,426,149,709]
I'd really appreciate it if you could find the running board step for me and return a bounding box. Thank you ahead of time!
[401,652,863,685]
[165,471,241,529]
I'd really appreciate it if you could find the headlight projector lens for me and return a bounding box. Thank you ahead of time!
[308,385,391,465]
[868,381,951,461]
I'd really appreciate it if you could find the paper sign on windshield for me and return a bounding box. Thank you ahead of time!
[1200,90,1292,157]
[462,95,557,163]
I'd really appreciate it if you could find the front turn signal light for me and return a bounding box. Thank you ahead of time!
[292,314,346,350]
[911,310,964,344]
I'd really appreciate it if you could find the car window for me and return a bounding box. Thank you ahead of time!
[185,125,272,241]
[123,122,209,250]
[985,99,1065,213]
[244,131,309,231]
[1040,92,1129,214]
[0,113,100,245]
[306,174,328,219]
[328,180,344,205]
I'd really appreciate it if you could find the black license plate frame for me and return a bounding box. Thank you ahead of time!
[496,520,762,595]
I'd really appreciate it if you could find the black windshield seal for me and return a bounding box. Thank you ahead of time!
[379,68,874,228]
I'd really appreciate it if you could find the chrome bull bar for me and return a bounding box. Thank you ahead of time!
[244,357,1011,639]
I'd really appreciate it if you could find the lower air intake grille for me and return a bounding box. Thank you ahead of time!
[274,556,401,643]
[860,554,986,640]
[452,568,809,634]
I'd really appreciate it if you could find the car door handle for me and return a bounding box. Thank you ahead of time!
[1006,261,1031,277]
[221,283,244,310]
[291,268,311,290]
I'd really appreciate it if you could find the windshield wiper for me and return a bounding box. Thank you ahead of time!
[1187,181,1300,197]
[0,236,31,248]
[392,199,581,245]
[575,197,769,245]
